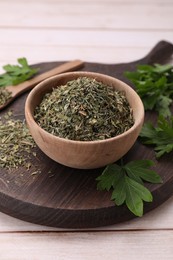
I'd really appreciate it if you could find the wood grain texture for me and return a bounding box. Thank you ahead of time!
[0,0,172,30]
[0,41,173,229]
[0,196,173,232]
[0,231,173,260]
[0,0,172,67]
[0,29,172,66]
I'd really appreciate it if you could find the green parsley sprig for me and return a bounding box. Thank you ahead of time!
[0,58,38,87]
[125,64,173,117]
[140,115,173,158]
[96,160,162,217]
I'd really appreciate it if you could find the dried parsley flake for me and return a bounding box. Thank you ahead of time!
[0,114,36,169]
[34,77,134,141]
[0,88,12,106]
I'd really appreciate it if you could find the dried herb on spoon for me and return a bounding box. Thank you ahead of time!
[0,88,12,106]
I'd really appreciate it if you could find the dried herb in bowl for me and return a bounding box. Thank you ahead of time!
[34,77,134,141]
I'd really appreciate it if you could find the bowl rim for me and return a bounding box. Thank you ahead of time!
[25,71,145,145]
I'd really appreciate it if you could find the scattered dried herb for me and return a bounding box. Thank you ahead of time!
[34,77,134,141]
[96,159,162,217]
[0,112,36,169]
[0,88,12,106]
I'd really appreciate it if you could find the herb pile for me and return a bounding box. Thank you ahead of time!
[0,57,38,87]
[34,77,134,141]
[0,112,36,169]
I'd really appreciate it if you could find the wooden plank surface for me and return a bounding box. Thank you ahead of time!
[0,231,173,260]
[0,0,173,258]
[0,0,172,30]
[0,29,172,69]
[0,0,172,65]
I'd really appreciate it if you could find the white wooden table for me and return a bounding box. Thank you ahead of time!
[0,0,173,259]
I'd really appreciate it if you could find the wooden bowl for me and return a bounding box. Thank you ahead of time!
[25,71,144,169]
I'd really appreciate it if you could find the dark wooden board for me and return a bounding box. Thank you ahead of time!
[0,41,173,228]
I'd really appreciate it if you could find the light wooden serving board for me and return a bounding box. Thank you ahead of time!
[0,41,173,228]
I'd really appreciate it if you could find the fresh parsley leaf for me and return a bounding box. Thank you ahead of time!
[124,160,162,183]
[125,176,152,217]
[96,159,162,217]
[0,58,38,87]
[140,115,173,158]
[124,64,173,117]
[96,164,122,191]
[111,173,126,206]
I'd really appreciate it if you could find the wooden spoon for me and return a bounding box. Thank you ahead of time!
[0,60,84,110]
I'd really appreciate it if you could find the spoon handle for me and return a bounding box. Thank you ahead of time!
[6,60,84,97]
